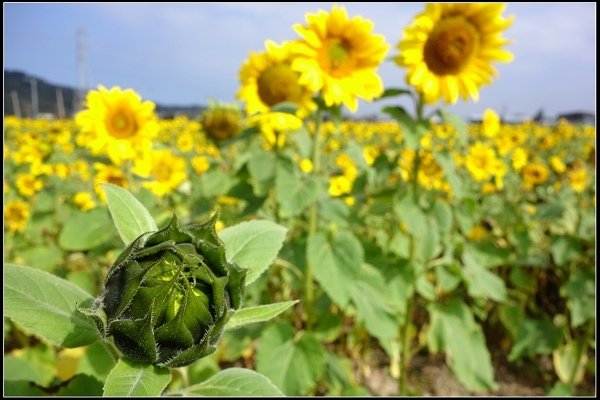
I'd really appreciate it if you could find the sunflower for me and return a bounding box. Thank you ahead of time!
[395,3,514,104]
[4,199,30,233]
[133,149,187,197]
[292,5,389,112]
[75,86,158,165]
[94,162,129,203]
[238,40,315,116]
[247,111,303,150]
[522,161,549,189]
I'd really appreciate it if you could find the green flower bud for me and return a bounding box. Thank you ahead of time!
[79,213,246,367]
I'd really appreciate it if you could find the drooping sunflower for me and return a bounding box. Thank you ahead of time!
[292,5,389,112]
[238,40,315,116]
[76,86,158,165]
[395,3,514,104]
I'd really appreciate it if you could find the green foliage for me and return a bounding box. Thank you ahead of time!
[219,219,287,285]
[58,208,115,251]
[102,183,158,245]
[257,323,326,395]
[4,264,98,347]
[174,368,284,396]
[103,359,171,396]
[427,300,498,392]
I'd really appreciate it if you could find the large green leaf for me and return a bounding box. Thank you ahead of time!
[58,208,115,251]
[349,263,398,342]
[256,323,326,395]
[219,220,287,285]
[508,318,564,361]
[561,269,595,327]
[102,183,158,245]
[427,299,497,392]
[176,368,283,396]
[307,231,362,309]
[226,300,299,331]
[103,359,171,396]
[462,249,507,302]
[4,264,98,348]
[275,157,321,218]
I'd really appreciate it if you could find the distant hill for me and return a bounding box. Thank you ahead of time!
[3,70,205,119]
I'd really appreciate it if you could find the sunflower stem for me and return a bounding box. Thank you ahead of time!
[304,108,323,329]
[398,95,426,396]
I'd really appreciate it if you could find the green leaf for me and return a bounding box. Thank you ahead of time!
[58,208,115,251]
[219,220,287,285]
[4,344,56,387]
[271,101,299,114]
[103,359,171,396]
[551,236,582,267]
[247,149,277,196]
[77,341,117,381]
[508,318,564,361]
[433,200,453,235]
[439,110,468,145]
[376,87,413,100]
[176,368,284,396]
[275,157,321,218]
[547,382,574,396]
[427,299,497,392]
[102,183,158,246]
[561,269,595,327]
[4,264,98,347]
[433,150,464,199]
[349,263,398,342]
[307,231,362,309]
[462,249,507,302]
[4,355,51,387]
[22,245,62,272]
[256,323,326,395]
[193,168,237,198]
[226,300,299,331]
[382,106,428,150]
[3,381,46,396]
[56,374,103,396]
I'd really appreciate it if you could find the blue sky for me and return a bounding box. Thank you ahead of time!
[4,3,596,119]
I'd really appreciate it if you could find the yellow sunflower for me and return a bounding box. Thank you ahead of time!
[133,149,187,197]
[395,3,514,104]
[93,162,129,203]
[238,40,315,116]
[292,5,389,112]
[4,199,30,233]
[75,86,158,165]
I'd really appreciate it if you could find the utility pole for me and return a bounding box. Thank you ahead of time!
[10,90,21,118]
[56,88,65,119]
[25,77,39,118]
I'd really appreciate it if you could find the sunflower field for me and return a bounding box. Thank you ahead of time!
[3,4,596,397]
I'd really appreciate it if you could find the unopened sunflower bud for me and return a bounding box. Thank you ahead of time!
[79,213,246,367]
[200,102,242,142]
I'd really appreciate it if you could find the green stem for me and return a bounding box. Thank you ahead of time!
[398,95,426,396]
[304,109,323,329]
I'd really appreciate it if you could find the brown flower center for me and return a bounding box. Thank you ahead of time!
[257,63,303,106]
[107,107,137,139]
[424,16,479,75]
